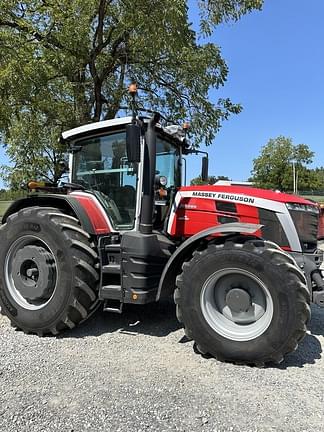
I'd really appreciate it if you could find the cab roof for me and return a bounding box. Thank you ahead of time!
[61,117,133,141]
[61,116,186,145]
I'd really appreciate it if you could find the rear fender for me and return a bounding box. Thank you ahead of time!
[2,194,101,235]
[156,222,262,301]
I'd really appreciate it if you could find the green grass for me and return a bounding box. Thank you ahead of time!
[0,201,12,217]
[299,195,324,203]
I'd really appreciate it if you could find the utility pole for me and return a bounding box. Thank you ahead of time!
[292,160,298,194]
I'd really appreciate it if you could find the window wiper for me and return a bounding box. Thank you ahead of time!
[61,182,86,191]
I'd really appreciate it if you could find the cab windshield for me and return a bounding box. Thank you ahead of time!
[72,130,181,231]
[72,131,137,230]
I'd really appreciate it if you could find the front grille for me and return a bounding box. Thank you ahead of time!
[289,210,319,252]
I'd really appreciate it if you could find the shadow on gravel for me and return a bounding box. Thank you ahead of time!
[274,334,322,369]
[58,299,182,339]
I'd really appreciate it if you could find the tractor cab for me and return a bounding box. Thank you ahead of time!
[63,117,183,233]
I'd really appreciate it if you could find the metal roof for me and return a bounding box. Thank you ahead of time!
[61,117,133,140]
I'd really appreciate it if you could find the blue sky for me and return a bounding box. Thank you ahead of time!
[186,0,324,183]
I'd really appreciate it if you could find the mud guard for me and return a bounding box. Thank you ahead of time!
[156,222,263,301]
[2,195,96,234]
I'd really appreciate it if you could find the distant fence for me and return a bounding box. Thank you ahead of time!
[298,191,324,203]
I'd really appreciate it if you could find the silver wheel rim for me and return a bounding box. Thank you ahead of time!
[200,268,274,342]
[5,235,58,311]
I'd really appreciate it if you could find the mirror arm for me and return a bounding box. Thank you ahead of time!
[186,149,208,158]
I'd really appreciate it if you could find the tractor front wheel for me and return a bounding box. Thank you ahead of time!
[175,239,310,365]
[0,207,100,335]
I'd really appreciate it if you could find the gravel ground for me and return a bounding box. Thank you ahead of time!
[0,299,324,432]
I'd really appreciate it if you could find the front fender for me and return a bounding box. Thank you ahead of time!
[156,222,263,301]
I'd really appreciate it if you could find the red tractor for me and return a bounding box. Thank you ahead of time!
[0,112,323,365]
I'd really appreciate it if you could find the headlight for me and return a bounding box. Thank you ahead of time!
[286,202,319,214]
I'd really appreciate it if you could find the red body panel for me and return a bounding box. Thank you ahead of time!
[71,192,112,234]
[168,185,316,239]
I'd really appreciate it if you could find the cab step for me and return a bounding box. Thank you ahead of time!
[100,283,123,313]
[102,264,120,274]
[103,298,123,314]
[100,284,122,300]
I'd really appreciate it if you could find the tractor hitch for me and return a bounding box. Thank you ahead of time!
[313,290,324,307]
[310,269,324,307]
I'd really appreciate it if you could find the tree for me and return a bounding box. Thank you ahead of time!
[190,175,230,185]
[1,112,67,188]
[250,136,319,192]
[311,167,324,191]
[198,0,263,33]
[0,0,263,187]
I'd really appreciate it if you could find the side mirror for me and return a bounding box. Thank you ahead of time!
[201,156,209,182]
[126,123,141,163]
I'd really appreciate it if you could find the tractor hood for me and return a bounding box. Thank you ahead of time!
[168,185,319,252]
[179,185,316,206]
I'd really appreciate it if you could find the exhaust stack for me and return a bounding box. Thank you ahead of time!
[139,113,160,234]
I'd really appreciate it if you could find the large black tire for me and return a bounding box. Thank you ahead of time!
[174,239,310,365]
[0,207,100,335]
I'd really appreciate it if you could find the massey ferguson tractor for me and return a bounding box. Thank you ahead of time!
[1,105,324,365]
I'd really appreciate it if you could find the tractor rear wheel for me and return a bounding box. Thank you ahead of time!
[174,239,310,365]
[0,207,100,335]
